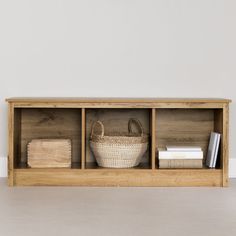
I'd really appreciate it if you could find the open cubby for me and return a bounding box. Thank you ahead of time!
[13,108,82,169]
[7,98,230,187]
[85,108,151,169]
[155,108,223,169]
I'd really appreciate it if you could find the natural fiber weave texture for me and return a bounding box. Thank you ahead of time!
[90,119,148,168]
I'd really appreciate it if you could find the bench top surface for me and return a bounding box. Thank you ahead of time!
[6,97,231,103]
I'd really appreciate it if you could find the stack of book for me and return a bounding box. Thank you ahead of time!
[158,146,203,168]
[206,132,221,168]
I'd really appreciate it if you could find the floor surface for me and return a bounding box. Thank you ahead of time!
[0,178,236,236]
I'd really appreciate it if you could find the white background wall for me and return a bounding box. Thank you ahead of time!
[0,0,235,175]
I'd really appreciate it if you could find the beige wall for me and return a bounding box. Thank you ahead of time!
[0,0,235,159]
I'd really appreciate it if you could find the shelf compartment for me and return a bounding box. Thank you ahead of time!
[85,108,152,169]
[155,108,223,169]
[13,108,82,169]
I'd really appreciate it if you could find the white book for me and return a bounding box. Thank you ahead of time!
[159,150,203,160]
[166,146,202,152]
[206,132,220,168]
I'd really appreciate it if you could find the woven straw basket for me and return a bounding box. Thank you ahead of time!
[90,118,148,168]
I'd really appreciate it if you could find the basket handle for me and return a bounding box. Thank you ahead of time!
[90,120,105,137]
[128,118,144,137]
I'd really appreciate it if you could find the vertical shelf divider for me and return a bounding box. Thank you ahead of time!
[151,108,156,170]
[81,108,86,169]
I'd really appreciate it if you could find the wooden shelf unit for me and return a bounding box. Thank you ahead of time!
[6,97,231,187]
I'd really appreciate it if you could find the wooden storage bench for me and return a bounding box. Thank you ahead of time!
[6,97,231,187]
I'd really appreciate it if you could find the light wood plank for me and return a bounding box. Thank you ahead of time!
[223,104,229,186]
[27,139,72,168]
[14,168,222,187]
[8,104,14,186]
[11,102,226,109]
[6,97,232,103]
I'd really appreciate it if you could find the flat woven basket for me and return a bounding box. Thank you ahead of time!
[90,118,148,168]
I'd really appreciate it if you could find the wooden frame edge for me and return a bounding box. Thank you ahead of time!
[222,104,229,187]
[8,103,14,186]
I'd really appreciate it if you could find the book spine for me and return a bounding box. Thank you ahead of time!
[159,159,203,168]
[166,146,202,151]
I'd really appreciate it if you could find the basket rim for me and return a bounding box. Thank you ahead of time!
[90,134,149,144]
[90,141,148,145]
[90,132,148,138]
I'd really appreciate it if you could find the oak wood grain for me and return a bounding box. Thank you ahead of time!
[6,97,231,103]
[27,139,72,168]
[223,104,229,186]
[14,168,222,187]
[156,109,215,162]
[7,98,230,187]
[20,108,81,166]
[8,104,14,186]
[10,102,226,109]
